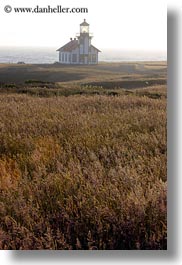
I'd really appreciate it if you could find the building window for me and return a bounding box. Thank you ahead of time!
[69,54,71,62]
[79,55,84,63]
[65,53,67,62]
[72,54,77,63]
[62,53,64,62]
[92,54,96,63]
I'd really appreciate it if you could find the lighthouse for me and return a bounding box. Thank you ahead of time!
[57,19,100,64]
[78,19,92,64]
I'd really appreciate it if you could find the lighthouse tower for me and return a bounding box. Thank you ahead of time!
[78,19,92,64]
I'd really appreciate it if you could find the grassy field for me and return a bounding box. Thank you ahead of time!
[0,62,167,250]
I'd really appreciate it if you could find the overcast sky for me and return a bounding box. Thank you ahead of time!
[0,0,167,52]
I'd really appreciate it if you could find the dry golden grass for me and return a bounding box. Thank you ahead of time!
[0,85,166,249]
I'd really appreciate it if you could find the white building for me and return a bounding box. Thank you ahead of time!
[56,19,101,64]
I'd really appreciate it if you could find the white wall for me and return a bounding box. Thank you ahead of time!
[84,36,89,54]
[59,47,99,64]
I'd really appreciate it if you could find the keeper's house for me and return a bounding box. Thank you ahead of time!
[56,19,101,64]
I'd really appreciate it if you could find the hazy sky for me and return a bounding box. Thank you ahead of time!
[0,0,167,52]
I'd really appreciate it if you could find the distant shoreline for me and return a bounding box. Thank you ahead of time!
[0,47,167,64]
[0,60,167,66]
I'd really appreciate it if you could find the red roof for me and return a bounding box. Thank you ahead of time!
[91,45,101,52]
[57,40,101,53]
[56,40,79,52]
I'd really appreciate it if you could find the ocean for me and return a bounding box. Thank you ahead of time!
[0,47,167,64]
